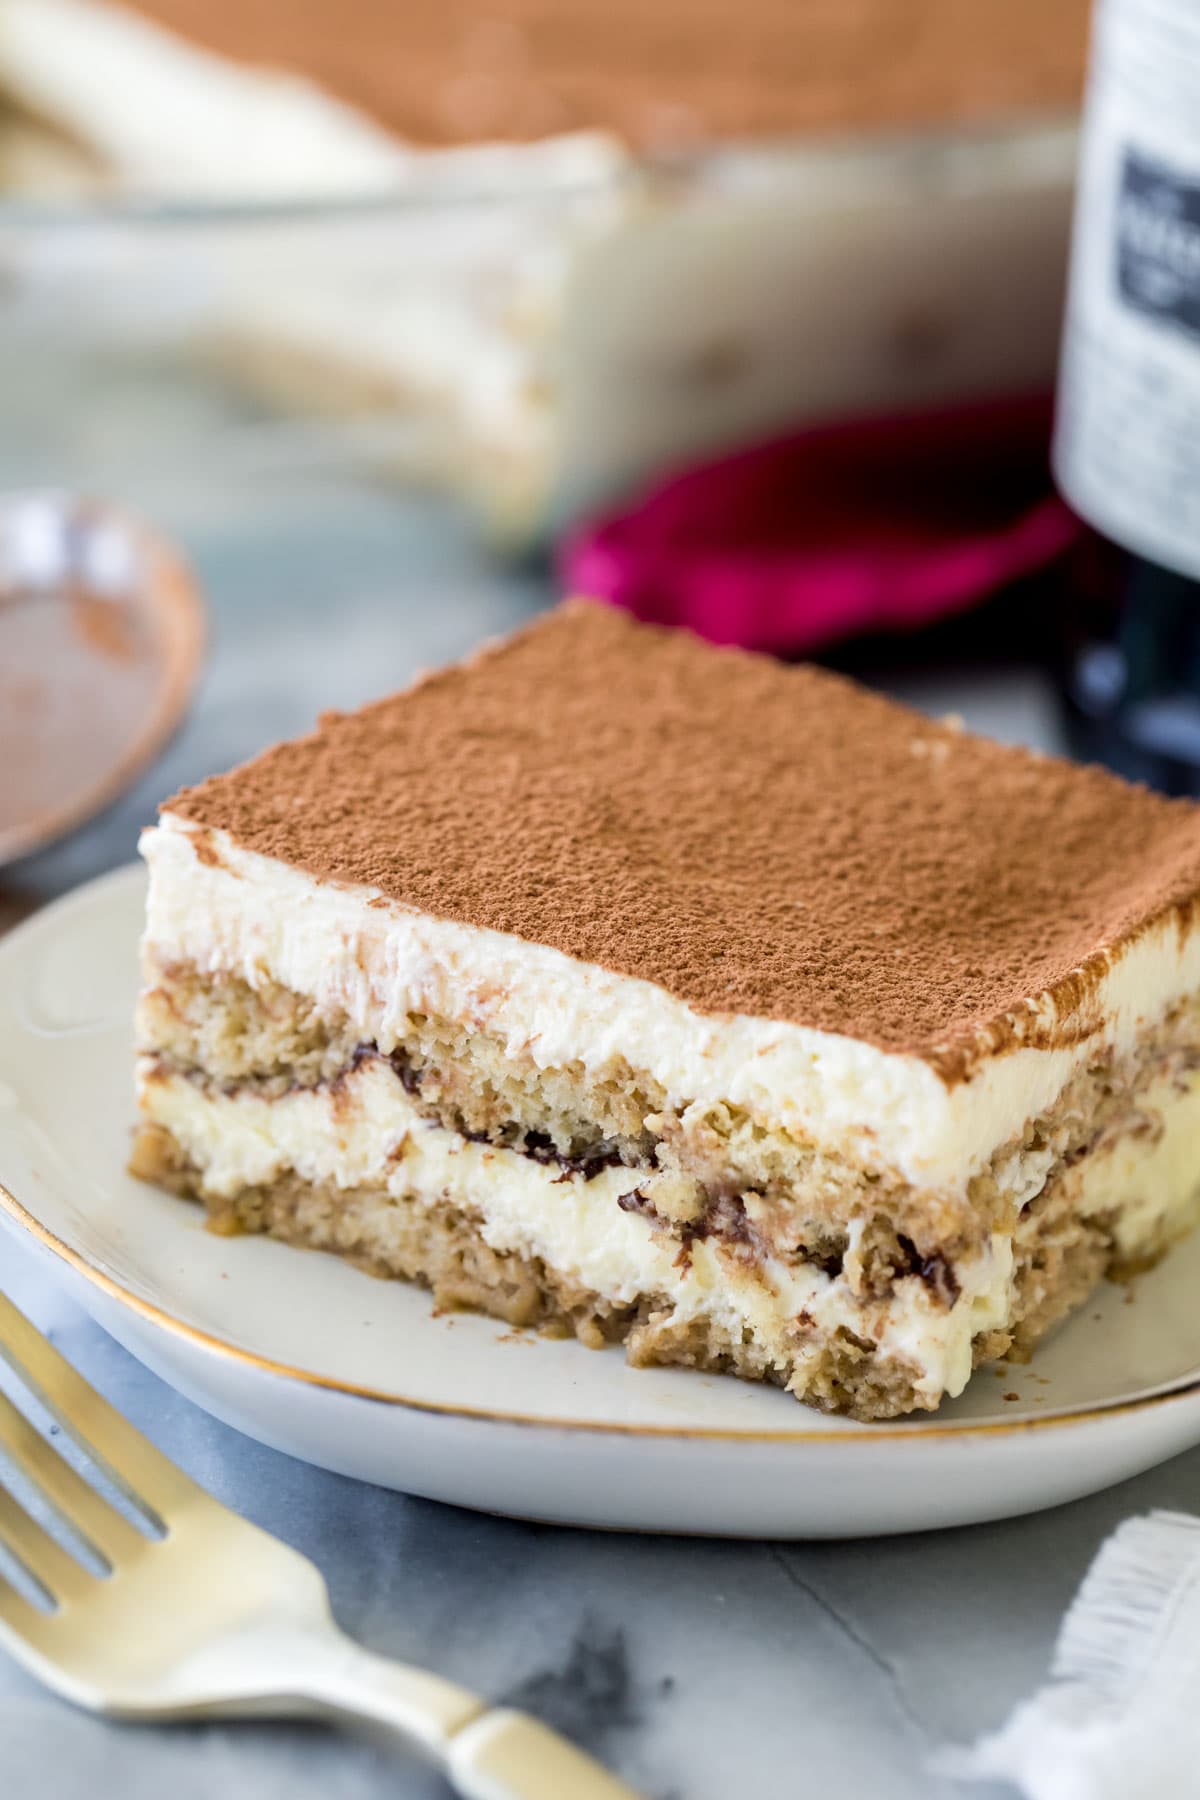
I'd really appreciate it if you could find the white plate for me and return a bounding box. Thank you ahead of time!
[4,866,1200,1538]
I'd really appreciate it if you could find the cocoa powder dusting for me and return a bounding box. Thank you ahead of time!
[120,0,1087,147]
[165,603,1200,1077]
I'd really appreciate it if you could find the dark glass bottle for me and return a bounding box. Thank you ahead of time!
[1054,0,1200,790]
[1062,553,1200,794]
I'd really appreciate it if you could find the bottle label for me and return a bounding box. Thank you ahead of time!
[1117,149,1200,338]
[1054,0,1200,578]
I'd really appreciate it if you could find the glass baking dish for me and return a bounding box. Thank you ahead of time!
[0,113,1079,550]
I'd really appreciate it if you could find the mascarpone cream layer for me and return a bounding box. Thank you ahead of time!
[141,814,1200,1192]
[0,0,624,197]
[0,0,402,195]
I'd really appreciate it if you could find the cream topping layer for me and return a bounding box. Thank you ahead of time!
[140,1056,1013,1407]
[0,0,403,195]
[141,815,1200,1192]
[0,0,625,197]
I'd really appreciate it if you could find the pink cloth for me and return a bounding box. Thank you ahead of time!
[561,395,1082,655]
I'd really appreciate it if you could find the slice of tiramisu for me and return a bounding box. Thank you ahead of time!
[131,603,1200,1419]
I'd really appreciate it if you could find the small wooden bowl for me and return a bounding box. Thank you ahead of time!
[0,494,205,866]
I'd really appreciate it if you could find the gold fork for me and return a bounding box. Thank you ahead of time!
[0,1290,641,1799]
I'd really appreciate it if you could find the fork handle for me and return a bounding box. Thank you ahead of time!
[447,1707,643,1800]
[293,1628,644,1800]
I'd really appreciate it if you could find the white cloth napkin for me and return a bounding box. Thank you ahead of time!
[939,1511,1200,1799]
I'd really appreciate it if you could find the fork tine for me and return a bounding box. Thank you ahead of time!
[0,1484,92,1604]
[0,1387,146,1567]
[0,1292,210,1524]
[0,1568,45,1637]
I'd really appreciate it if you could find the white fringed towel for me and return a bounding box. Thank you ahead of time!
[938,1511,1200,1799]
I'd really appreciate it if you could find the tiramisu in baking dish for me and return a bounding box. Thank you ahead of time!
[0,0,1087,537]
[131,604,1200,1418]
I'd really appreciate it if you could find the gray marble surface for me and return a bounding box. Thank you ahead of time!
[1,475,1189,1800]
